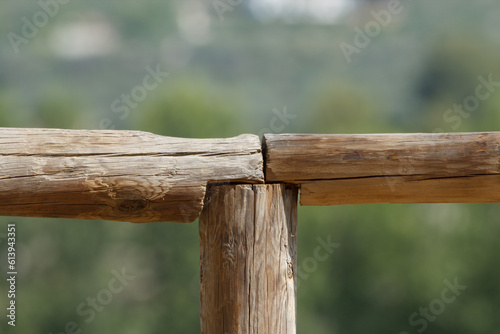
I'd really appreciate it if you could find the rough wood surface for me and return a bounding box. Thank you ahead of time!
[0,128,263,223]
[264,132,500,205]
[301,175,500,205]
[199,184,298,334]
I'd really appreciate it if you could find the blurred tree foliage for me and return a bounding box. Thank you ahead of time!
[134,79,244,138]
[416,35,500,132]
[310,83,391,134]
[33,90,82,128]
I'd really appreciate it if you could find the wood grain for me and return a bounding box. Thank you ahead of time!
[264,132,500,205]
[0,128,263,223]
[301,175,500,205]
[199,184,298,334]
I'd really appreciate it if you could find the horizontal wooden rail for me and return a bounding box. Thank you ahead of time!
[0,128,263,223]
[264,133,500,205]
[1,129,499,223]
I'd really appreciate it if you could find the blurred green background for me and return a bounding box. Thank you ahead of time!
[1,0,500,333]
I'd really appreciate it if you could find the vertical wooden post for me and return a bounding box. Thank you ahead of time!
[199,184,298,334]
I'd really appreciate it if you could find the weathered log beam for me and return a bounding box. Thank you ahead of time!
[2,129,499,220]
[264,133,500,205]
[0,128,264,223]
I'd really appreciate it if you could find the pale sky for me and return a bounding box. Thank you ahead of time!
[249,0,355,23]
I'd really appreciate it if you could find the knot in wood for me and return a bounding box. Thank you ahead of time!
[117,198,148,213]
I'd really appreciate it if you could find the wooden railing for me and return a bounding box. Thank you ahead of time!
[1,128,499,333]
